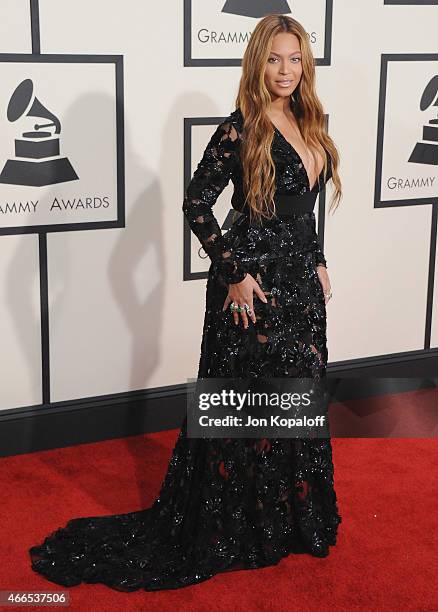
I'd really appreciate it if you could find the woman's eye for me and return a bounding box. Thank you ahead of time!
[268,57,300,63]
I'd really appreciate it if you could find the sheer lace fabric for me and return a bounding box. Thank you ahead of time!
[182,118,248,284]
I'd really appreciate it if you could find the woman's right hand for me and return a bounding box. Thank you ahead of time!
[222,273,268,328]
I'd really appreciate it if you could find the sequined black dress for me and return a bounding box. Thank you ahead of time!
[29,108,342,592]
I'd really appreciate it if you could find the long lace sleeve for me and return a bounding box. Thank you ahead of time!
[182,117,247,285]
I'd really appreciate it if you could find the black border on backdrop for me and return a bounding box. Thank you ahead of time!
[384,1,438,5]
[0,1,125,407]
[183,0,334,67]
[0,53,125,236]
[375,53,438,349]
[375,53,438,208]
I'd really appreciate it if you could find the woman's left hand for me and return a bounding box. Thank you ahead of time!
[316,265,332,305]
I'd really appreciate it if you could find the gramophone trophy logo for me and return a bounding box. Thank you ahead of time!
[408,75,438,168]
[0,78,78,187]
[221,0,291,18]
[0,53,125,236]
[375,56,438,207]
[184,0,332,67]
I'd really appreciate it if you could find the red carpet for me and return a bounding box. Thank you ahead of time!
[1,423,437,610]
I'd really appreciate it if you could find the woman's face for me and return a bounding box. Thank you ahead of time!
[264,32,303,100]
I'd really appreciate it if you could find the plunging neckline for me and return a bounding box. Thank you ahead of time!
[270,121,323,192]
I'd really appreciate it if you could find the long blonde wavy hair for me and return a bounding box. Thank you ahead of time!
[235,14,342,223]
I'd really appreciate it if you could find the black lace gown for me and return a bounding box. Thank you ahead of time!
[29,108,342,592]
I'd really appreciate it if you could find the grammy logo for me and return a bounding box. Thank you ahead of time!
[0,78,78,187]
[408,75,438,166]
[221,0,291,19]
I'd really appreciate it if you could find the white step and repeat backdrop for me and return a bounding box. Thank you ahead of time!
[0,0,437,411]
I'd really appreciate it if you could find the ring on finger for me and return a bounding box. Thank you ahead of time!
[243,303,253,316]
[230,302,244,313]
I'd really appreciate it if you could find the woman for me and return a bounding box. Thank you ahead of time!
[29,14,342,592]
